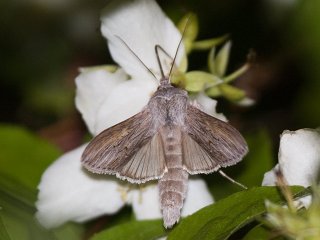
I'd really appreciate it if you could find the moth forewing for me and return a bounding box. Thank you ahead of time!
[183,104,248,174]
[81,108,167,184]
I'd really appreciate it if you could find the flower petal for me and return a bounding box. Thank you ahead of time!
[101,0,184,80]
[194,92,227,122]
[278,128,320,187]
[262,167,313,207]
[129,184,162,220]
[262,164,279,186]
[235,97,255,107]
[262,128,320,187]
[75,68,127,135]
[181,178,214,216]
[129,178,214,221]
[36,144,125,228]
[94,78,156,135]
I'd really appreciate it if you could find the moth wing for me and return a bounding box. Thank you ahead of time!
[118,131,166,183]
[182,132,220,173]
[183,105,248,174]
[82,109,166,183]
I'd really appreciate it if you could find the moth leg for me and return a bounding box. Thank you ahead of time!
[218,170,248,190]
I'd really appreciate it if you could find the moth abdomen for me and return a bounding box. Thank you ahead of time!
[159,168,188,228]
[158,126,188,228]
[159,179,185,193]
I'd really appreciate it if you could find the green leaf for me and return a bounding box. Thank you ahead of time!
[185,71,221,92]
[224,64,250,83]
[183,40,193,55]
[192,35,229,51]
[177,12,198,54]
[0,125,83,239]
[208,47,216,74]
[214,41,231,77]
[242,224,272,240]
[205,86,222,98]
[219,84,246,101]
[177,12,198,42]
[0,176,84,240]
[0,213,11,240]
[90,220,165,240]
[170,69,186,87]
[0,125,61,190]
[49,223,84,240]
[178,53,188,73]
[168,186,305,240]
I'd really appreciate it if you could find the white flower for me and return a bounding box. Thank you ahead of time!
[262,128,320,205]
[193,92,227,122]
[36,0,220,229]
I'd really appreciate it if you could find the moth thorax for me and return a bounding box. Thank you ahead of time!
[166,98,187,125]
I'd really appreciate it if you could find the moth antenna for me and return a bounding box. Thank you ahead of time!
[155,45,174,62]
[218,170,248,190]
[115,35,158,81]
[155,45,165,79]
[155,45,176,85]
[168,16,191,80]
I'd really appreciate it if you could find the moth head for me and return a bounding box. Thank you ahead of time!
[159,77,172,88]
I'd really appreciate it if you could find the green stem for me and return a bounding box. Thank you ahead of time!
[224,64,249,83]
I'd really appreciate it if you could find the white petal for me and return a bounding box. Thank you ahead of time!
[75,68,127,135]
[235,97,255,107]
[129,184,162,220]
[129,178,214,220]
[262,165,312,208]
[194,92,227,122]
[94,78,156,135]
[278,128,320,187]
[36,144,125,228]
[181,178,214,216]
[262,164,279,186]
[101,0,184,80]
[296,195,312,208]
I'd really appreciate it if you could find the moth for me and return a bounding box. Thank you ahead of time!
[81,37,248,228]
